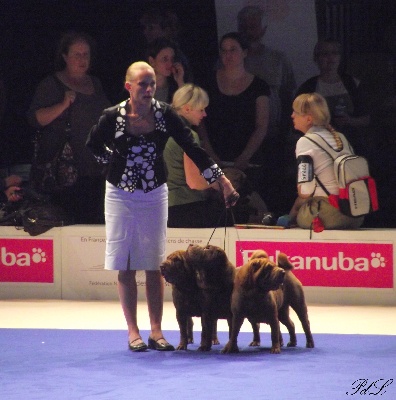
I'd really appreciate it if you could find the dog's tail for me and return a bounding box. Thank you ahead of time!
[277,253,294,271]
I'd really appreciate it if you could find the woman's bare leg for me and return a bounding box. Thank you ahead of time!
[118,270,141,343]
[145,270,166,341]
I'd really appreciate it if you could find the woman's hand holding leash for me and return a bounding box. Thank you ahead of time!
[216,175,240,208]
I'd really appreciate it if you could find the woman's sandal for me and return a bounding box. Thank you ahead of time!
[148,337,175,351]
[128,337,148,352]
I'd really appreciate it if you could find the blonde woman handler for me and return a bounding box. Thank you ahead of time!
[164,83,230,227]
[86,62,239,352]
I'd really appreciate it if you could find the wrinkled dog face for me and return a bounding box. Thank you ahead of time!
[160,250,188,286]
[186,244,232,290]
[247,250,285,291]
[251,259,285,291]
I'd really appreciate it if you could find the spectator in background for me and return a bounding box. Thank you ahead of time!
[237,5,297,215]
[27,31,110,224]
[199,32,272,215]
[146,37,186,103]
[296,38,370,156]
[140,4,180,45]
[237,5,296,139]
[139,3,193,82]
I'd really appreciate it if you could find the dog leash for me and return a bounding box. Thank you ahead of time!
[205,181,232,250]
[206,207,228,250]
[205,182,243,251]
[205,207,245,260]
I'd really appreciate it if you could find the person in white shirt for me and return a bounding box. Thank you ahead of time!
[278,92,364,230]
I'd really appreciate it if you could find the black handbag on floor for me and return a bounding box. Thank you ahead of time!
[0,187,72,236]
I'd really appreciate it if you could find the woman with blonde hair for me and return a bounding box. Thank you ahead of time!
[172,83,208,110]
[164,83,229,227]
[277,92,364,230]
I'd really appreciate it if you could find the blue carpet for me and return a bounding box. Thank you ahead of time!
[0,329,395,400]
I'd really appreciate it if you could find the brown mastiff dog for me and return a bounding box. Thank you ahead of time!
[160,249,220,350]
[222,250,314,354]
[185,244,237,351]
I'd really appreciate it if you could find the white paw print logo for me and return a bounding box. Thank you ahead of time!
[32,248,47,263]
[371,252,386,268]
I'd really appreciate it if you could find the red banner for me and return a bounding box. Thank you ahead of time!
[235,241,393,288]
[0,239,54,283]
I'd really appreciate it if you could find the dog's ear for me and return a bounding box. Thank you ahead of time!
[249,250,268,261]
[178,249,186,262]
[167,249,186,258]
[166,250,188,269]
[277,252,294,271]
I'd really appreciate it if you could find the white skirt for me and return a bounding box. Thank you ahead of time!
[104,182,168,271]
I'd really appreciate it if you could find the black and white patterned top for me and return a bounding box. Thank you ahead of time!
[87,98,223,193]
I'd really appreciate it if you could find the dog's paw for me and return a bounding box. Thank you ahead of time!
[270,345,281,354]
[197,345,212,352]
[286,340,297,347]
[248,340,260,347]
[212,337,220,345]
[176,342,188,350]
[306,340,315,348]
[221,342,239,354]
[187,338,194,344]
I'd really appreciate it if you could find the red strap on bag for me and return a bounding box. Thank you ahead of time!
[328,194,340,209]
[367,177,379,211]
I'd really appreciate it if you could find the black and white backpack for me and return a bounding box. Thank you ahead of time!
[305,133,379,218]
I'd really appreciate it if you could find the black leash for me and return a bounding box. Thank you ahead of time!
[205,181,241,251]
[206,207,228,249]
[205,206,244,257]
